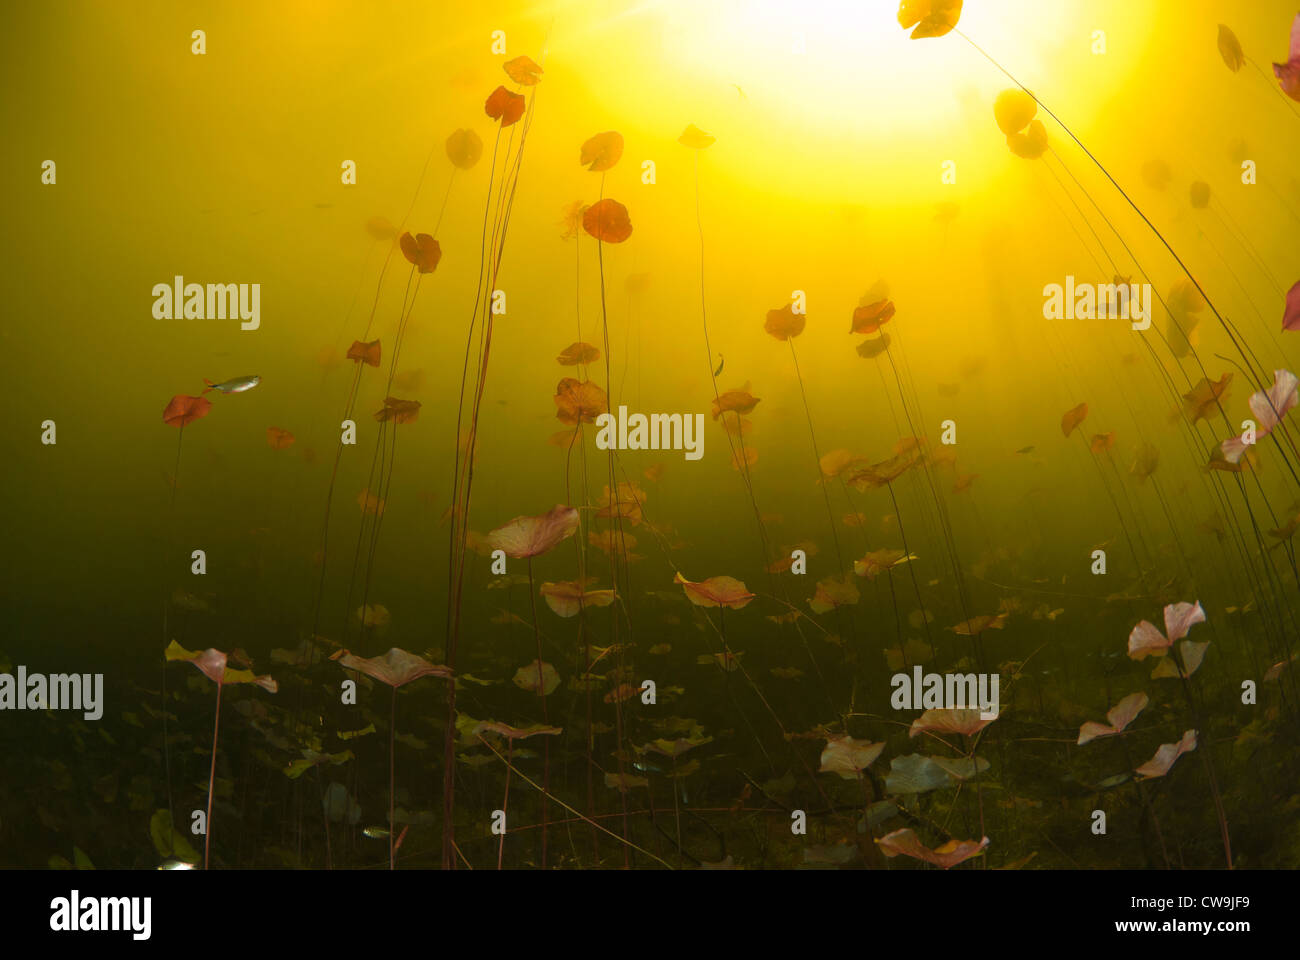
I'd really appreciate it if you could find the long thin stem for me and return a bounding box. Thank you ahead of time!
[389,683,396,870]
[498,740,513,870]
[205,678,223,870]
[527,557,550,867]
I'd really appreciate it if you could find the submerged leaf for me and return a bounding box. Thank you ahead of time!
[540,579,616,617]
[909,708,998,738]
[399,232,441,274]
[165,641,277,692]
[330,648,450,688]
[1078,692,1148,745]
[446,128,483,169]
[1134,729,1197,779]
[850,299,895,335]
[897,0,963,39]
[1061,402,1088,437]
[149,809,199,863]
[582,198,633,243]
[503,55,543,86]
[819,735,885,779]
[673,572,755,609]
[513,660,561,696]
[1217,24,1245,72]
[993,88,1036,135]
[878,828,988,868]
[764,303,806,340]
[162,394,211,428]
[485,85,526,126]
[488,505,580,558]
[1284,281,1300,332]
[678,124,715,149]
[580,131,624,172]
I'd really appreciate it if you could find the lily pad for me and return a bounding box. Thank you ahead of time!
[149,809,199,863]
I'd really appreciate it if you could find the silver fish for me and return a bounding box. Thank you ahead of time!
[203,375,261,395]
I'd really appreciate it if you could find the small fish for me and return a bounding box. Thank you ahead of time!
[1015,445,1035,455]
[362,826,390,839]
[203,375,261,395]
[714,354,724,377]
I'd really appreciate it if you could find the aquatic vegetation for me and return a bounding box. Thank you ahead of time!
[162,394,211,428]
[897,0,963,40]
[581,199,633,244]
[330,648,450,868]
[878,828,987,869]
[1135,729,1198,780]
[1284,281,1300,331]
[398,232,441,273]
[346,339,381,366]
[1218,25,1245,73]
[1078,693,1149,746]
[1273,14,1300,101]
[445,129,483,170]
[849,299,895,335]
[1220,369,1298,461]
[1127,601,1206,659]
[484,86,526,126]
[19,1,1300,881]
[580,131,623,172]
[818,735,884,779]
[539,579,616,617]
[673,572,754,609]
[165,642,276,869]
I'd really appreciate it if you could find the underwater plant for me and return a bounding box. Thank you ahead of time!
[164,642,276,869]
[330,648,450,869]
[472,721,562,869]
[487,504,580,867]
